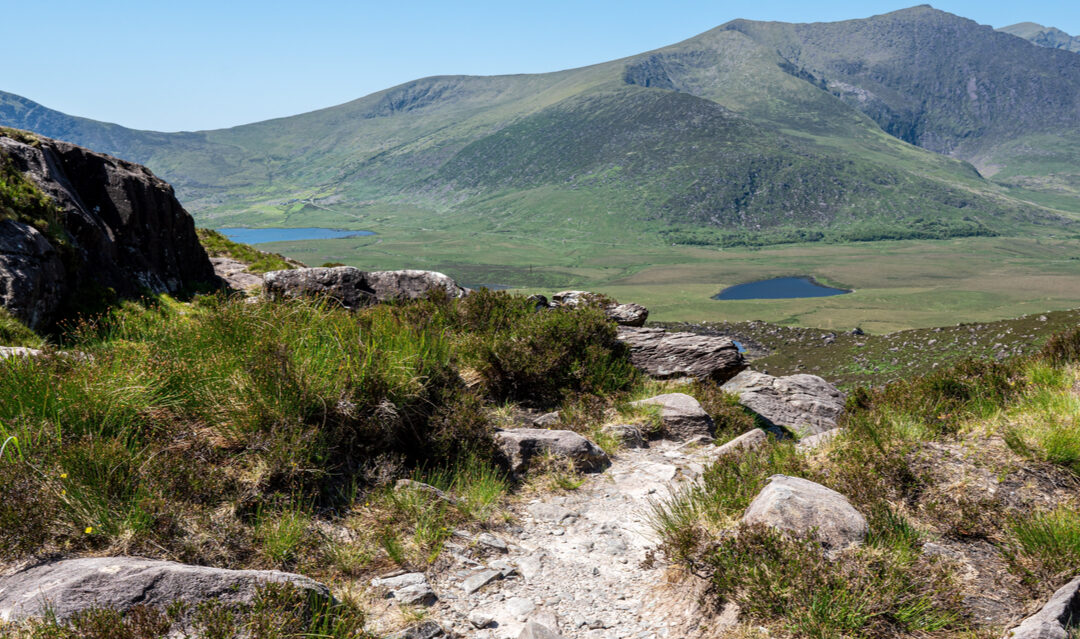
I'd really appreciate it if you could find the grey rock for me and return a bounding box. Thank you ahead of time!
[395,479,459,505]
[715,429,768,456]
[605,303,648,327]
[488,560,517,578]
[550,291,596,308]
[743,475,868,552]
[601,423,646,448]
[797,428,844,452]
[0,557,330,623]
[527,294,550,310]
[365,269,467,301]
[1005,576,1080,639]
[371,572,428,590]
[0,134,217,329]
[394,583,437,606]
[0,221,65,330]
[495,428,610,474]
[629,393,715,441]
[519,621,566,639]
[722,370,846,437]
[391,620,445,639]
[533,412,561,428]
[263,266,374,309]
[462,569,502,594]
[616,327,745,381]
[469,611,494,629]
[0,346,43,360]
[475,532,508,552]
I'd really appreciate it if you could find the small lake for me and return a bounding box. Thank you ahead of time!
[713,277,851,300]
[216,227,375,244]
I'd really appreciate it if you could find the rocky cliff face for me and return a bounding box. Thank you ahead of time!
[0,129,217,328]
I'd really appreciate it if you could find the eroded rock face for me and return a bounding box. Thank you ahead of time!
[617,327,745,381]
[262,267,466,309]
[629,393,715,441]
[1005,576,1080,639]
[495,428,610,474]
[721,370,845,437]
[0,557,330,624]
[605,303,648,327]
[742,475,867,552]
[0,133,217,328]
[548,291,648,326]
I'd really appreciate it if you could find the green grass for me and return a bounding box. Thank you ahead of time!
[0,308,42,347]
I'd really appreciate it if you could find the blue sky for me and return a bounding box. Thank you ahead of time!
[6,0,1077,131]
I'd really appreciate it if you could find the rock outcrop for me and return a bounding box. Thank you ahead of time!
[210,257,263,291]
[0,557,330,623]
[743,475,867,553]
[1005,576,1080,639]
[547,290,648,326]
[721,370,845,437]
[262,266,466,309]
[629,393,715,441]
[617,327,745,381]
[714,428,769,457]
[0,131,217,329]
[495,428,610,474]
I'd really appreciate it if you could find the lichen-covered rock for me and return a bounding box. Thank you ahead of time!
[495,428,610,474]
[1005,576,1080,639]
[629,393,715,441]
[210,257,263,291]
[0,133,217,328]
[263,267,467,309]
[263,266,374,308]
[742,475,867,552]
[605,303,648,327]
[0,346,43,360]
[0,557,330,624]
[366,269,467,301]
[722,370,845,437]
[617,327,745,381]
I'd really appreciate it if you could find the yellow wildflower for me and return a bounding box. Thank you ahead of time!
[60,473,68,479]
[85,526,93,534]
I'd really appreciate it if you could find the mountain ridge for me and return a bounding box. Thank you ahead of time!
[1,5,1078,244]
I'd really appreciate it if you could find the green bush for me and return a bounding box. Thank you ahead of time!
[689,379,759,442]
[1040,325,1080,365]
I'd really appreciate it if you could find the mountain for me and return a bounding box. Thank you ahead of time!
[1000,22,1080,54]
[1,6,1078,245]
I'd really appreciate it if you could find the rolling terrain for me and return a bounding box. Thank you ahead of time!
[3,6,1080,328]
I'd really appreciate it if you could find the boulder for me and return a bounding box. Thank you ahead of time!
[495,428,610,474]
[629,393,715,441]
[263,266,374,309]
[532,411,561,428]
[743,475,867,553]
[721,370,845,437]
[550,290,595,308]
[0,133,218,329]
[617,327,745,381]
[605,303,648,327]
[263,267,467,309]
[714,428,769,457]
[366,269,467,301]
[601,423,646,448]
[1005,576,1080,639]
[0,557,330,624]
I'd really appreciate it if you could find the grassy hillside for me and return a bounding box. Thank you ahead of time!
[2,7,1077,245]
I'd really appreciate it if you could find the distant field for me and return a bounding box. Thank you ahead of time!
[244,229,1080,333]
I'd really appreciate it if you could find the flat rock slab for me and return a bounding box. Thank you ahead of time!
[722,370,845,437]
[1006,575,1080,639]
[210,257,262,291]
[263,267,466,309]
[496,428,610,474]
[743,475,867,553]
[629,393,715,441]
[0,557,330,623]
[617,326,745,381]
[714,428,768,457]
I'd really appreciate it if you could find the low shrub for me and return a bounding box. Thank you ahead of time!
[1040,325,1080,364]
[689,379,759,442]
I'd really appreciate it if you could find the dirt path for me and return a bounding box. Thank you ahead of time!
[423,440,724,638]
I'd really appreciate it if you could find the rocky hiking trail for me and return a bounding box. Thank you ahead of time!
[373,439,725,639]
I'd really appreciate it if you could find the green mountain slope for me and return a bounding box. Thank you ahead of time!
[1,6,1077,243]
[1000,22,1080,54]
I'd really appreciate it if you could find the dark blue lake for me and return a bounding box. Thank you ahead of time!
[713,277,851,300]
[216,227,375,244]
